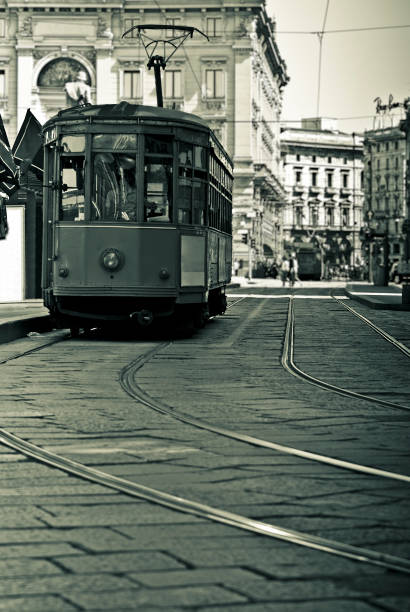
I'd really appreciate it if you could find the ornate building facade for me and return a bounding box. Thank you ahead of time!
[363,125,407,281]
[281,118,364,277]
[1,0,288,277]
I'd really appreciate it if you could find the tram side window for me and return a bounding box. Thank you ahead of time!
[60,156,85,221]
[178,142,207,225]
[144,160,172,222]
[92,153,137,221]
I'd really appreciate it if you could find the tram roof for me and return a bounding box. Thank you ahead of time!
[44,102,211,132]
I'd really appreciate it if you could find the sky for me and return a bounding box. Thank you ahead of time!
[265,0,410,134]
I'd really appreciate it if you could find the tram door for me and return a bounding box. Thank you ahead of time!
[0,205,25,301]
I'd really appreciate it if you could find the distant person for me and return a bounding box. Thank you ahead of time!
[233,259,240,276]
[64,71,92,107]
[289,252,299,287]
[280,256,290,287]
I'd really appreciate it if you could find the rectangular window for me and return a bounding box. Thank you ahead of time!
[0,70,5,98]
[296,154,301,161]
[342,208,349,226]
[164,70,182,98]
[144,160,172,222]
[327,156,332,164]
[326,172,333,187]
[310,170,318,187]
[295,207,303,225]
[207,17,222,37]
[92,152,137,222]
[310,207,318,226]
[312,155,316,162]
[124,18,139,37]
[341,172,349,188]
[206,69,224,99]
[123,71,141,99]
[326,207,334,226]
[60,155,85,222]
[294,168,302,184]
[166,17,181,37]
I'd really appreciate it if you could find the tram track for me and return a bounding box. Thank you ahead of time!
[283,296,410,412]
[332,294,410,358]
[1,297,410,576]
[1,425,410,575]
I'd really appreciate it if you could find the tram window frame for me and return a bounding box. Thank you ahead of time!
[90,133,139,222]
[208,148,232,234]
[144,134,174,223]
[59,153,86,222]
[177,141,208,226]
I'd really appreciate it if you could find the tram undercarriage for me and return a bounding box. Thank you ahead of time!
[47,287,227,335]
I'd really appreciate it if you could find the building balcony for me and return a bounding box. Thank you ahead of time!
[309,185,320,195]
[201,99,226,113]
[340,187,352,196]
[325,186,337,195]
[164,99,184,111]
[293,184,304,194]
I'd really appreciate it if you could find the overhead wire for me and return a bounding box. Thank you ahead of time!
[277,24,410,34]
[316,0,330,117]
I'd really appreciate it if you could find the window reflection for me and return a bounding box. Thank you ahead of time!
[92,153,137,221]
[60,156,85,221]
[144,161,172,222]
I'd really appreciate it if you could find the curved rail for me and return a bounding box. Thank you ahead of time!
[1,427,410,574]
[282,297,410,412]
[120,343,410,483]
[332,295,410,359]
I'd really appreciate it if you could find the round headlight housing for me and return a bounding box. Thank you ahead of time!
[100,248,123,271]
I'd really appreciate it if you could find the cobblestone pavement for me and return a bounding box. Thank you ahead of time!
[0,288,409,611]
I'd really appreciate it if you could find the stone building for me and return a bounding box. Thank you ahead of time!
[1,0,288,280]
[280,118,364,278]
[363,125,407,282]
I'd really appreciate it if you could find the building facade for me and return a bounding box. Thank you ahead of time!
[280,118,364,278]
[363,125,407,282]
[1,0,288,281]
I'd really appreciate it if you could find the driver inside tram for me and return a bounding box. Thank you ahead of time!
[93,153,137,221]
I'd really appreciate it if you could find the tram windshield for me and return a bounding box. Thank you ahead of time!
[92,152,137,221]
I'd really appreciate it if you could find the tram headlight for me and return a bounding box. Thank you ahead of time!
[100,248,123,271]
[58,266,69,278]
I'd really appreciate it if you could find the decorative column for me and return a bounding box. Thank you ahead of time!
[95,37,116,105]
[16,40,34,129]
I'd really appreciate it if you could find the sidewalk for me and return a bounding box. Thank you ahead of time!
[345,282,410,311]
[0,299,51,344]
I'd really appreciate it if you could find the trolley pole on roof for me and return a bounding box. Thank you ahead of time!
[148,55,166,107]
[122,24,208,109]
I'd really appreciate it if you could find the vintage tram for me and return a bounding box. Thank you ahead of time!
[41,102,233,333]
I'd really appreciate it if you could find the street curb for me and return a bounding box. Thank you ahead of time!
[344,288,410,311]
[0,315,53,345]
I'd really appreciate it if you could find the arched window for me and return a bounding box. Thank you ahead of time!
[38,58,91,87]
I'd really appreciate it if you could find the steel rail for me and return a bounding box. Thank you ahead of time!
[332,295,410,359]
[0,331,70,366]
[282,297,410,412]
[120,344,410,483]
[1,427,410,574]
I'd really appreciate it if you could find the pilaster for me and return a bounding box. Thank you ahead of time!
[16,39,34,129]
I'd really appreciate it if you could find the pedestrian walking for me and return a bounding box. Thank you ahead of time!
[280,256,290,287]
[289,252,299,287]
